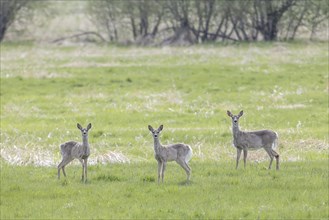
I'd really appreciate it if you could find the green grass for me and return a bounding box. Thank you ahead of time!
[1,42,328,219]
[1,161,328,219]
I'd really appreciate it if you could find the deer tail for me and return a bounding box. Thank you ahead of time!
[60,144,65,156]
[272,132,279,150]
[185,145,193,163]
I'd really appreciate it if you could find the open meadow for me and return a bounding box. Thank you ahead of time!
[1,42,328,219]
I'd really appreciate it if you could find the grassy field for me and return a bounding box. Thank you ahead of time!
[1,161,328,219]
[1,42,328,219]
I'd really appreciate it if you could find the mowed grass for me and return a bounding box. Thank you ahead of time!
[0,42,328,219]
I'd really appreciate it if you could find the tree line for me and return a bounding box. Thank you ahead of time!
[1,0,328,44]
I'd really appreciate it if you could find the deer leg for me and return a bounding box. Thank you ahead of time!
[78,159,84,182]
[84,158,88,183]
[185,161,191,181]
[58,168,61,179]
[157,161,162,184]
[62,166,66,177]
[58,159,65,179]
[271,149,280,170]
[185,161,191,173]
[177,159,191,181]
[161,162,167,183]
[58,158,71,179]
[58,161,63,179]
[182,157,192,180]
[236,148,242,169]
[276,155,280,170]
[243,149,248,168]
[265,148,274,169]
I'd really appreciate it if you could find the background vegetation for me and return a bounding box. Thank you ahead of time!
[1,0,328,44]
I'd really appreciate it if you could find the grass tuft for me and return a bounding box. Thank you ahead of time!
[96,174,121,182]
[142,176,155,183]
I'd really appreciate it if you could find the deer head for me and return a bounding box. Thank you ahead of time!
[77,123,92,137]
[148,125,163,138]
[227,110,243,125]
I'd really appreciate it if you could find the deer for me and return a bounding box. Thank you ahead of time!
[148,125,193,183]
[58,123,92,183]
[227,110,279,170]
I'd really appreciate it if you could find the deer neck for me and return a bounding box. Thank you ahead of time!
[82,136,90,155]
[153,137,162,154]
[232,123,241,139]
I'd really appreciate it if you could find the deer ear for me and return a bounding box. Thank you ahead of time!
[227,110,233,117]
[87,123,92,130]
[77,123,82,130]
[158,125,163,132]
[239,110,244,117]
[148,125,154,132]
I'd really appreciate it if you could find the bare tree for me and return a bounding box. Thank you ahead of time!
[162,0,197,45]
[87,0,119,42]
[281,1,308,40]
[208,1,237,42]
[88,0,165,44]
[306,0,329,40]
[192,0,214,42]
[228,0,253,41]
[130,0,165,44]
[86,0,325,44]
[254,0,296,41]
[0,0,30,42]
